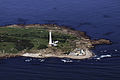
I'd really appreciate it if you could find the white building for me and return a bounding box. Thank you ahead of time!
[69,48,86,56]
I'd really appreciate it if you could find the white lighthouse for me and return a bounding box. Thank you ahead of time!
[49,30,52,46]
[48,30,58,47]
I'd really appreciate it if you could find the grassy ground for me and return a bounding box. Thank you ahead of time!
[0,27,77,54]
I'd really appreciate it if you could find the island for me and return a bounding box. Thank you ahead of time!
[0,24,111,59]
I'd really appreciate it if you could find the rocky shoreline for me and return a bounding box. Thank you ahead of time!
[22,49,94,59]
[0,24,111,59]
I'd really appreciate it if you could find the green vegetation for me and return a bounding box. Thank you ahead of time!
[0,27,77,54]
[52,32,77,53]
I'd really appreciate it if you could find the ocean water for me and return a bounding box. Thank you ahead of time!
[0,0,120,80]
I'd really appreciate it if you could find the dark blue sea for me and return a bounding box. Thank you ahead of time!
[0,0,120,80]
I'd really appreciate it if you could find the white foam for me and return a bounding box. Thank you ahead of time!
[94,54,112,60]
[61,59,73,63]
[104,50,107,52]
[25,59,32,62]
[94,55,97,57]
[100,55,111,58]
[38,59,45,62]
[96,58,101,60]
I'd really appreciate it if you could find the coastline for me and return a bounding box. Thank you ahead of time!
[0,24,111,59]
[0,50,94,60]
[22,49,94,60]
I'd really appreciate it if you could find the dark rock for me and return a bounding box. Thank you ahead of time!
[91,39,112,45]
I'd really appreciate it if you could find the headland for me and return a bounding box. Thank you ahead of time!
[0,24,111,59]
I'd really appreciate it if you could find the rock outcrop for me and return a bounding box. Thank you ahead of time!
[91,39,111,45]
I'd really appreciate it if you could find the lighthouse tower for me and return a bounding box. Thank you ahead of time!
[49,30,52,46]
